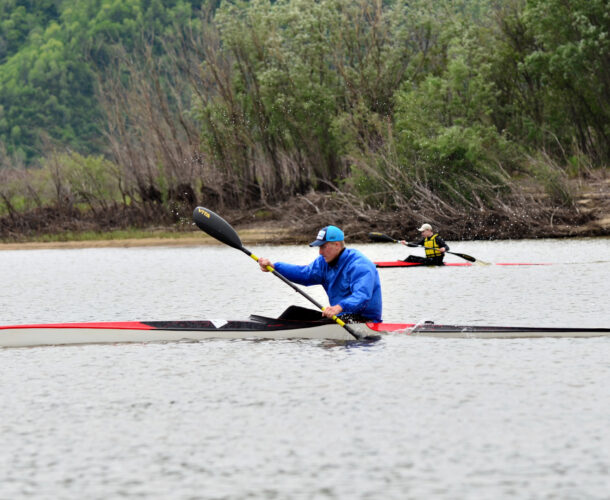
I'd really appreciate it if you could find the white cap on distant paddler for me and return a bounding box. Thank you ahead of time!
[418,223,433,232]
[309,225,344,247]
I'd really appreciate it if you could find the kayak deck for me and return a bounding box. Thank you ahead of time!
[1,317,609,347]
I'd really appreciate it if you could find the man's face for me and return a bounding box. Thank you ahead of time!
[421,229,433,238]
[319,241,343,262]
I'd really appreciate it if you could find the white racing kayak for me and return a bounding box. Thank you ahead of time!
[0,317,356,347]
[1,315,609,348]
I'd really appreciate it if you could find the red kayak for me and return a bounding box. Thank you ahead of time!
[375,261,550,268]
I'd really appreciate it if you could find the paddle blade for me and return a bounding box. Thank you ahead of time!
[193,206,243,250]
[368,232,397,243]
[474,258,492,266]
[449,251,476,263]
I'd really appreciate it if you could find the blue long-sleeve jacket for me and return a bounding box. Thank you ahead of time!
[274,248,383,322]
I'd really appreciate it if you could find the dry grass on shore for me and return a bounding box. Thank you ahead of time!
[0,228,293,251]
[2,172,608,251]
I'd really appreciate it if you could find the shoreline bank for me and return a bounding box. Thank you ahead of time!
[1,227,609,251]
[2,172,608,250]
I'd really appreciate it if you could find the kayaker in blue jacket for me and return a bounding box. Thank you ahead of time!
[257,225,383,322]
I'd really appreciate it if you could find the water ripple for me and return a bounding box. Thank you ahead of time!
[1,241,609,499]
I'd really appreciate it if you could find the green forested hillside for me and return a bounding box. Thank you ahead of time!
[0,0,608,239]
[0,0,209,160]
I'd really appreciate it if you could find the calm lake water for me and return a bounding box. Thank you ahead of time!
[1,238,609,499]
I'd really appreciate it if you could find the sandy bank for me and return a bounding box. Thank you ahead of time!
[0,228,294,251]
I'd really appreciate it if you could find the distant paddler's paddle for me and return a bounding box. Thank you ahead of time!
[193,207,378,341]
[368,232,489,265]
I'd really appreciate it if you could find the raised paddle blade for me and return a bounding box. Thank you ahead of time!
[368,232,398,243]
[193,206,243,250]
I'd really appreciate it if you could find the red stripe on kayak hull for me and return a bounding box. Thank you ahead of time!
[375,261,470,267]
[366,323,415,331]
[495,263,550,265]
[375,261,549,267]
[0,322,155,330]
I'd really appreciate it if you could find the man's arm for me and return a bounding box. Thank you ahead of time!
[273,260,324,286]
[258,257,320,285]
[436,236,450,251]
[400,238,424,247]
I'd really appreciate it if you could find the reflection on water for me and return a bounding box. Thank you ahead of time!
[1,238,609,499]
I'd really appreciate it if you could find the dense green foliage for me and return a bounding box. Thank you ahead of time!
[194,0,608,209]
[0,0,207,161]
[1,0,608,229]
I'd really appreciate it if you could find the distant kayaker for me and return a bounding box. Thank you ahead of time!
[400,223,450,266]
[257,225,383,323]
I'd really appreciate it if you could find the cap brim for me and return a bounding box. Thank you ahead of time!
[309,240,325,247]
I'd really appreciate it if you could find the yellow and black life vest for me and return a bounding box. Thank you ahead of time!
[424,234,443,258]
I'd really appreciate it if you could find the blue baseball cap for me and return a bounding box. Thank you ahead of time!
[309,225,344,247]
